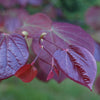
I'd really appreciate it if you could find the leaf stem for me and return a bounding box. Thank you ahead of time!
[31,49,41,66]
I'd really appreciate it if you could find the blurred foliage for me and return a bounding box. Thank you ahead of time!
[25,0,100,29]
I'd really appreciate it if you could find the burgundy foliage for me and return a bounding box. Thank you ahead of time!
[0,9,28,33]
[0,0,43,7]
[53,45,97,90]
[16,13,52,36]
[0,0,17,8]
[28,0,43,6]
[31,14,96,88]
[85,6,100,30]
[0,33,29,80]
[0,7,97,90]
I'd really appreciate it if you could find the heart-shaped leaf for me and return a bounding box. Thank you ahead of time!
[32,21,95,83]
[0,33,29,80]
[53,45,97,90]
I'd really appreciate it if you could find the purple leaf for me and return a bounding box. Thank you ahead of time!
[0,0,17,7]
[53,45,97,90]
[0,15,4,27]
[94,41,100,61]
[85,6,100,30]
[28,0,43,6]
[32,21,95,83]
[32,32,67,83]
[52,22,94,54]
[17,0,28,6]
[4,17,22,33]
[0,33,29,80]
[2,9,28,33]
[16,13,52,36]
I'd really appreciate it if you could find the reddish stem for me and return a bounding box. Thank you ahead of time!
[31,49,41,66]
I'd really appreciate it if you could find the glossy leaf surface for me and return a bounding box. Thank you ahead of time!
[32,20,95,83]
[0,33,29,80]
[52,22,94,54]
[53,45,97,90]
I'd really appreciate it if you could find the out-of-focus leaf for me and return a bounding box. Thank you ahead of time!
[16,13,52,36]
[91,31,100,42]
[94,41,100,61]
[1,9,29,33]
[28,0,43,6]
[4,17,22,33]
[94,75,100,94]
[17,0,28,6]
[0,0,17,7]
[85,6,100,30]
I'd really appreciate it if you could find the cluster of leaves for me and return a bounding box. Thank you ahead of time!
[0,6,97,91]
[0,0,43,7]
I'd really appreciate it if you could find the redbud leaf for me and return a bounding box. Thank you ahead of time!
[32,33,67,83]
[52,22,94,54]
[53,45,97,90]
[15,64,37,83]
[0,33,29,80]
[32,20,94,83]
